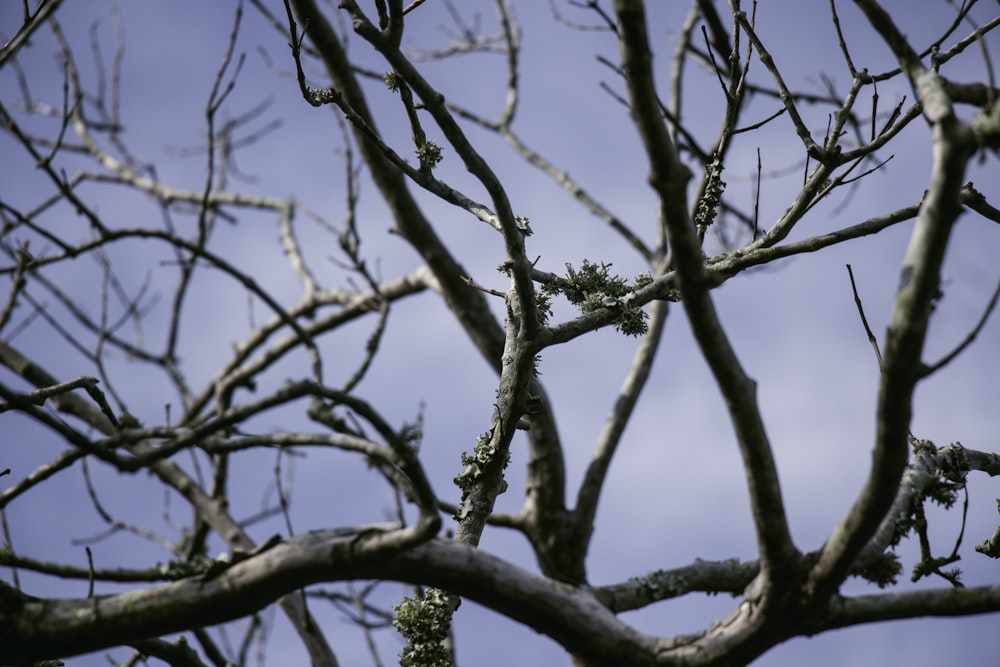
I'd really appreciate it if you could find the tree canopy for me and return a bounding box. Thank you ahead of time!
[1,1,999,665]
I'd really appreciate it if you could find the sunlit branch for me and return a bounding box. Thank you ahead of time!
[65,229,327,413]
[0,0,64,70]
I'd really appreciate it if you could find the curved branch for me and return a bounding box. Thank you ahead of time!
[10,526,995,667]
[808,63,976,600]
[0,534,662,667]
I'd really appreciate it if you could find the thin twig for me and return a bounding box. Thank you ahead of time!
[922,275,1000,377]
[845,264,883,370]
[85,546,95,598]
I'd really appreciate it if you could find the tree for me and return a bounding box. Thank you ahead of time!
[1,0,999,664]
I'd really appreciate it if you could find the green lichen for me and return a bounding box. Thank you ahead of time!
[694,154,726,234]
[894,438,970,586]
[393,588,458,667]
[643,568,688,598]
[850,551,902,588]
[453,425,509,517]
[541,260,650,336]
[384,70,403,92]
[417,141,443,171]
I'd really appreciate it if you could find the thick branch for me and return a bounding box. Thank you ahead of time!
[808,67,975,599]
[612,0,797,582]
[288,0,506,369]
[0,534,662,667]
[820,584,1000,631]
[594,557,759,613]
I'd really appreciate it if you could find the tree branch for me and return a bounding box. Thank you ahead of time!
[612,0,798,586]
[808,8,977,599]
[0,535,663,667]
[287,0,507,370]
[820,583,1000,630]
[0,342,340,667]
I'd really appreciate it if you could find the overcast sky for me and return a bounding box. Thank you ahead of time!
[2,1,999,665]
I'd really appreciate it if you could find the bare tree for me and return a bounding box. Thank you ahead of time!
[1,0,999,665]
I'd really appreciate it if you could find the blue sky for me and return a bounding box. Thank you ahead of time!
[2,1,999,665]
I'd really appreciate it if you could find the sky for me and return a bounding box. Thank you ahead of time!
[1,1,999,665]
